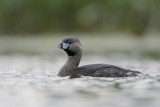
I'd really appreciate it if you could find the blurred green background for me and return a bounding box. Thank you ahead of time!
[0,0,159,35]
[0,0,159,59]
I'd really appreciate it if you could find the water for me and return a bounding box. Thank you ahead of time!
[0,54,160,107]
[0,35,160,107]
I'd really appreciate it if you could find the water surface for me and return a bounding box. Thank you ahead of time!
[0,54,159,107]
[0,35,160,107]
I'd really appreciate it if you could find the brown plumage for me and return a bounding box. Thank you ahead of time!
[57,36,142,78]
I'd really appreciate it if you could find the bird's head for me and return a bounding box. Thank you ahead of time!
[58,36,82,56]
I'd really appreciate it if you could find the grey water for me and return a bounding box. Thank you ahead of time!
[0,36,160,107]
[0,54,160,107]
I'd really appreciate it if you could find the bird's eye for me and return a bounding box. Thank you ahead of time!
[68,41,72,44]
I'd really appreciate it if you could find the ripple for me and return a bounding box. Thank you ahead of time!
[0,55,160,107]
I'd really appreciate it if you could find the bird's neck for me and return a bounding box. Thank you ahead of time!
[58,53,82,76]
[66,54,82,67]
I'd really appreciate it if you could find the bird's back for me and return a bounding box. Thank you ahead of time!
[70,64,141,77]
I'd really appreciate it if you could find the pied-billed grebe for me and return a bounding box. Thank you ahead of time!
[57,36,142,78]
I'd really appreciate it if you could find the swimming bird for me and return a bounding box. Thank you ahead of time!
[57,36,142,78]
